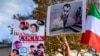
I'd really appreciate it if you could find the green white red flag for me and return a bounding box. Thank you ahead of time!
[81,3,100,52]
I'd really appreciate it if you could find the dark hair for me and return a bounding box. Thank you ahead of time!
[37,20,44,25]
[13,49,19,55]
[20,22,25,25]
[30,45,35,48]
[14,41,21,44]
[63,4,71,9]
[30,24,39,32]
[37,43,44,48]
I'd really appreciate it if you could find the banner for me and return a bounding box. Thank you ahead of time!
[46,0,86,36]
[12,19,45,56]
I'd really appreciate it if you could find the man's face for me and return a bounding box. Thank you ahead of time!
[25,22,29,27]
[30,47,35,53]
[20,23,25,29]
[62,6,70,17]
[15,42,21,49]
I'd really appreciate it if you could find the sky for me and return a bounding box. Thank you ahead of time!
[0,0,36,41]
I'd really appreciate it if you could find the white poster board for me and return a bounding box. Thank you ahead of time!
[46,0,86,36]
[12,19,45,56]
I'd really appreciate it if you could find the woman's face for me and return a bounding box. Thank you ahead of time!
[13,51,17,55]
[31,25,36,32]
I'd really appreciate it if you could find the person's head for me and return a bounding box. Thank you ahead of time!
[25,22,29,27]
[37,20,44,25]
[30,24,39,33]
[30,45,35,53]
[25,22,29,29]
[19,22,25,30]
[37,43,44,52]
[12,49,19,55]
[38,43,44,48]
[62,4,71,17]
[14,41,21,49]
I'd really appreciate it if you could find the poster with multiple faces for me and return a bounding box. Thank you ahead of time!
[46,0,86,36]
[12,19,45,56]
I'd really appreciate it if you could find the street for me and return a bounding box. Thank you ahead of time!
[0,46,11,56]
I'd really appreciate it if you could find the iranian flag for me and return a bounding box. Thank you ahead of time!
[81,3,100,52]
